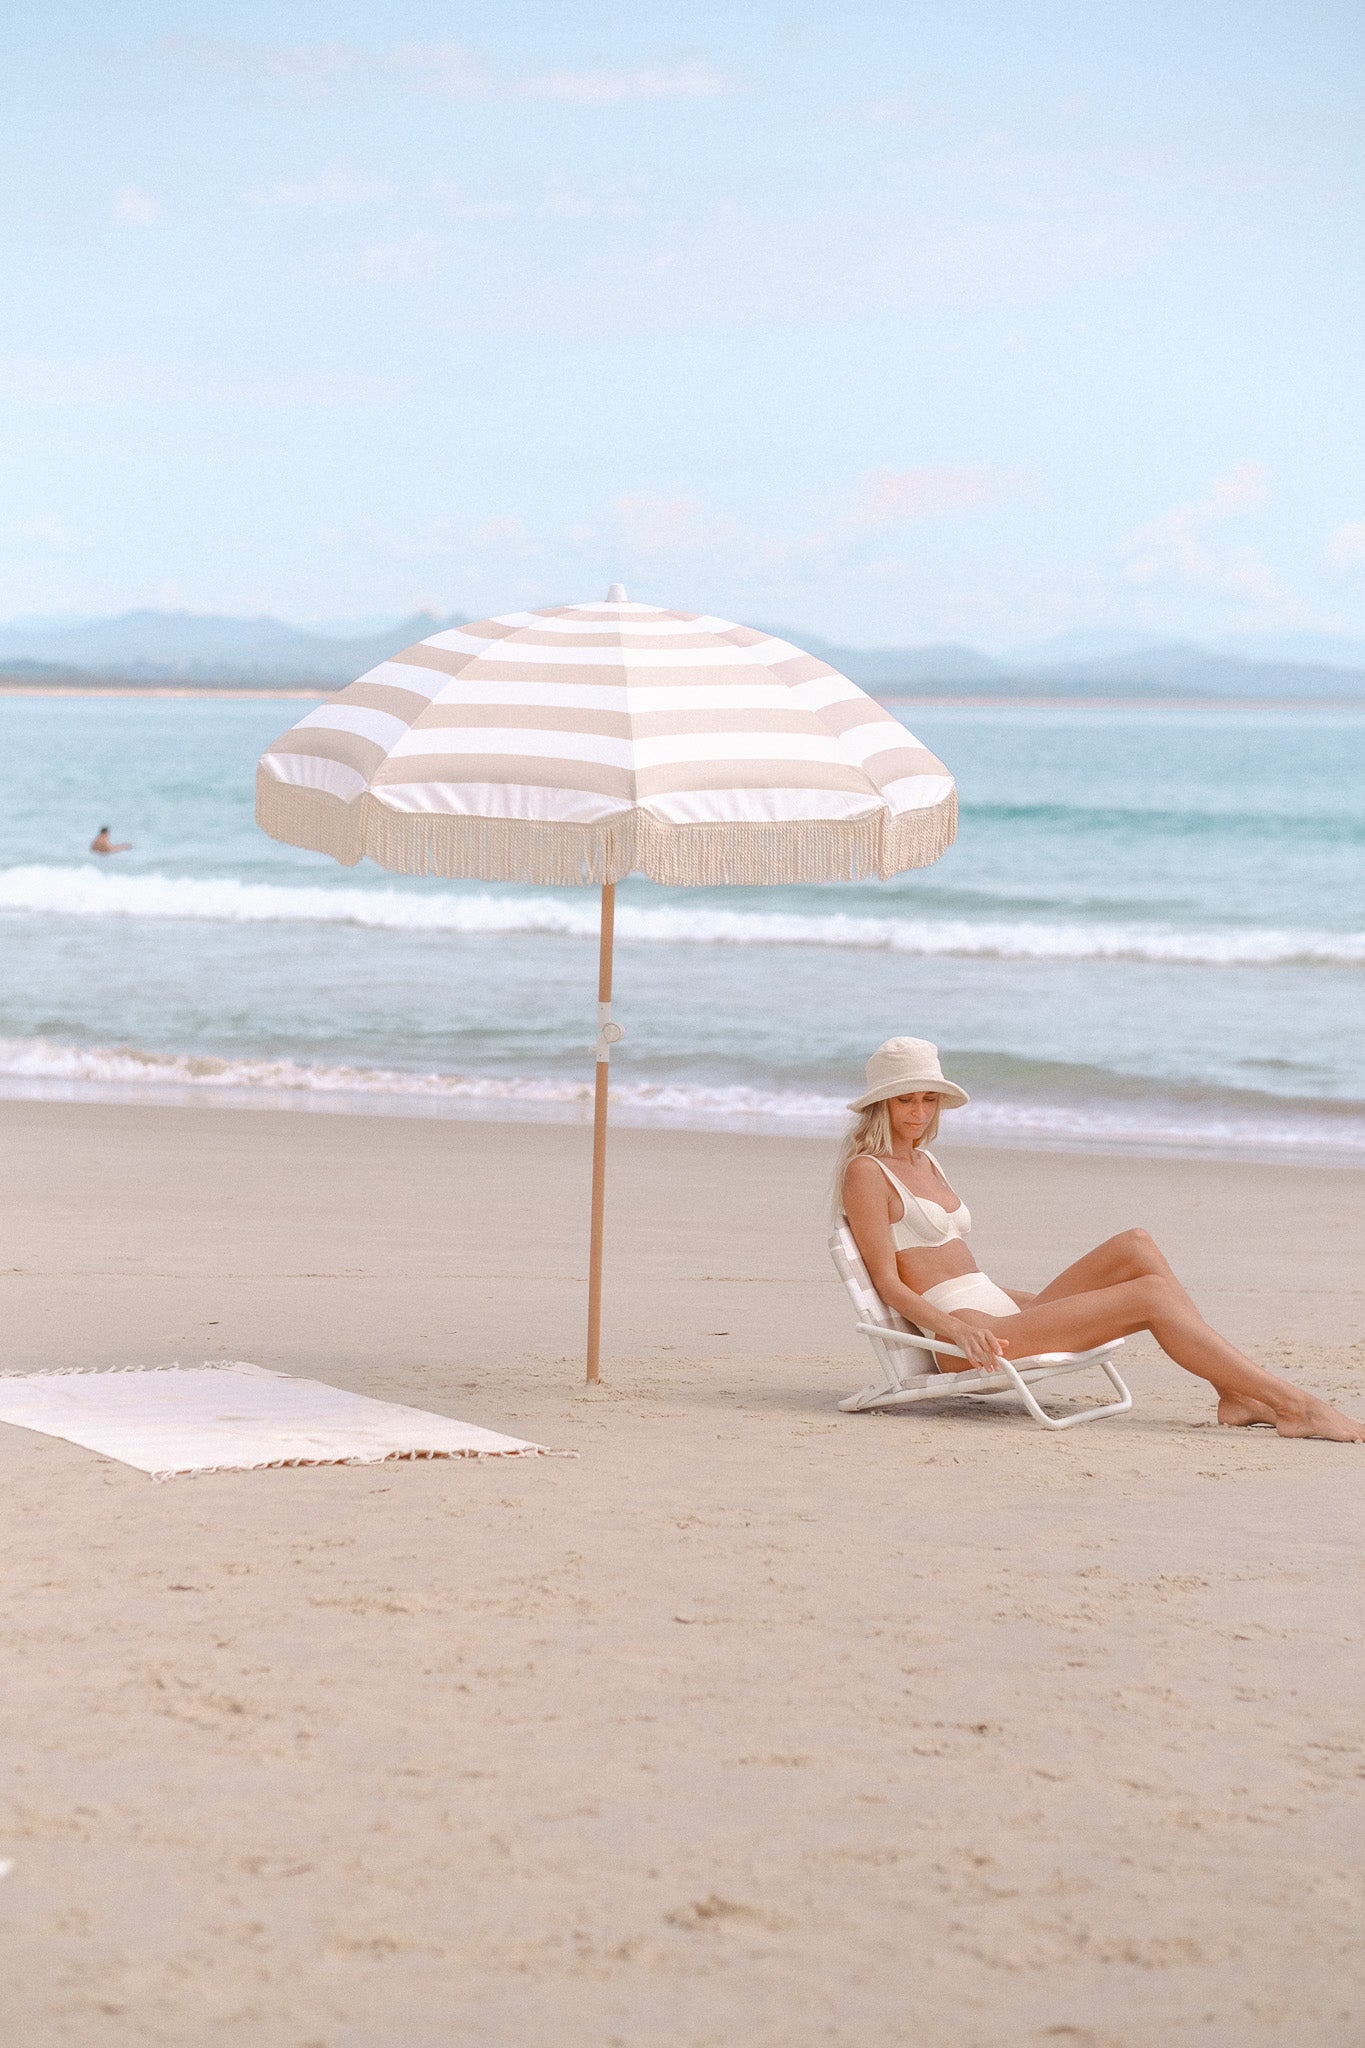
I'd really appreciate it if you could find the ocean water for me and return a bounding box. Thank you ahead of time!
[1,694,1362,1162]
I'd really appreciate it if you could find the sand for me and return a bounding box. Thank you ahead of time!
[1,1099,1362,2047]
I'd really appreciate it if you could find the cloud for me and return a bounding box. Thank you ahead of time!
[179,38,728,106]
[390,43,487,96]
[852,465,1021,531]
[176,39,358,89]
[246,174,394,207]
[1327,520,1365,570]
[1214,544,1288,607]
[1122,462,1270,585]
[113,185,160,227]
[516,60,727,105]
[395,44,728,103]
[5,517,79,548]
[1119,463,1312,622]
[834,91,959,132]
[607,468,1015,579]
[380,519,459,561]
[614,495,720,556]
[543,177,595,222]
[359,233,444,283]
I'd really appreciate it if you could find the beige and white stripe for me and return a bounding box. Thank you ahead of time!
[256,597,957,884]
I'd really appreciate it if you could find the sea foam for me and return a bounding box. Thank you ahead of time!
[1,866,1361,968]
[0,1036,838,1124]
[2,1036,1362,1159]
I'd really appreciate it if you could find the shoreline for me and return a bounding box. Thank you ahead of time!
[2,680,1363,711]
[0,1071,1361,1170]
[0,682,324,699]
[878,692,1365,711]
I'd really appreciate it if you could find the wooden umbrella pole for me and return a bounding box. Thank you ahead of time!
[586,883,618,1383]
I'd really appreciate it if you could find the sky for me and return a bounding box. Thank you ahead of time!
[2,1,1363,649]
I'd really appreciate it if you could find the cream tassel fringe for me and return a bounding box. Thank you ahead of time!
[256,771,957,886]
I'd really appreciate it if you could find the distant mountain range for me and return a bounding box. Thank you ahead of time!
[0,610,459,689]
[773,629,1365,699]
[1,609,1363,698]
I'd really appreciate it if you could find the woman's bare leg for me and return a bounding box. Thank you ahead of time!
[1022,1231,1272,1423]
[953,1274,1365,1443]
[1029,1228,1197,1312]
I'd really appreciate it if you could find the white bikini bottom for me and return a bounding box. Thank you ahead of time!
[920,1271,1020,1318]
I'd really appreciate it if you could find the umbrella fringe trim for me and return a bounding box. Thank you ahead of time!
[255,773,957,886]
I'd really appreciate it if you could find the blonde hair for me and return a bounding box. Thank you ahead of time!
[832,1096,942,1217]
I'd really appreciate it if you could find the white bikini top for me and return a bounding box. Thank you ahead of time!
[870,1153,972,1252]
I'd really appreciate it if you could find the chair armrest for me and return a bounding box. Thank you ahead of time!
[855,1321,963,1358]
[854,1322,1126,1369]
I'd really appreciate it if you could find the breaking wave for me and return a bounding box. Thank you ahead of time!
[0,1036,839,1124]
[2,1036,1362,1159]
[1,866,1361,968]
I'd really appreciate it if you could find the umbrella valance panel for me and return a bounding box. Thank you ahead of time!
[256,600,956,886]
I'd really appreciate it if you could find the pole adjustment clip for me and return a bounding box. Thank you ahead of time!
[596,1002,625,1062]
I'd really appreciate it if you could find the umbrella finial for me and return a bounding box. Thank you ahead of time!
[605,583,627,603]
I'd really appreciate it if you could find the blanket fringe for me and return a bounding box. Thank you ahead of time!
[0,1360,270,1379]
[149,1445,561,1481]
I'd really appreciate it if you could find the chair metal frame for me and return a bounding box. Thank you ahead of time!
[829,1222,1133,1431]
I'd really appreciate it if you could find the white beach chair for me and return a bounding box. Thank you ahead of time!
[829,1222,1133,1430]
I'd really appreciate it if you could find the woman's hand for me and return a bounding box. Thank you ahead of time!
[943,1319,1010,1372]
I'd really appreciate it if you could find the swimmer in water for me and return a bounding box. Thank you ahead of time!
[90,826,132,855]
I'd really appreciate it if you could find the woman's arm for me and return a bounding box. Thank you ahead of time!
[842,1157,1008,1371]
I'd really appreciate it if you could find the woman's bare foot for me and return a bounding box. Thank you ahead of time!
[1219,1392,1365,1441]
[1270,1394,1365,1443]
[1219,1390,1365,1439]
[1217,1393,1278,1428]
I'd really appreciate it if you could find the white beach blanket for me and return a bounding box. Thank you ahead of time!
[0,1363,545,1479]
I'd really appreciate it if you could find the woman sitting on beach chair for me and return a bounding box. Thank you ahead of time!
[840,1038,1365,1443]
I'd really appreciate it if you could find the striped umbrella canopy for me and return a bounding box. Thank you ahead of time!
[257,589,957,1378]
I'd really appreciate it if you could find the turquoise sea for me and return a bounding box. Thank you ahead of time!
[1,694,1362,1162]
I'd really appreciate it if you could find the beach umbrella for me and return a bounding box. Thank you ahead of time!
[256,587,957,1381]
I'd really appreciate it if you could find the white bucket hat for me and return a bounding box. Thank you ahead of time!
[847,1036,970,1114]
